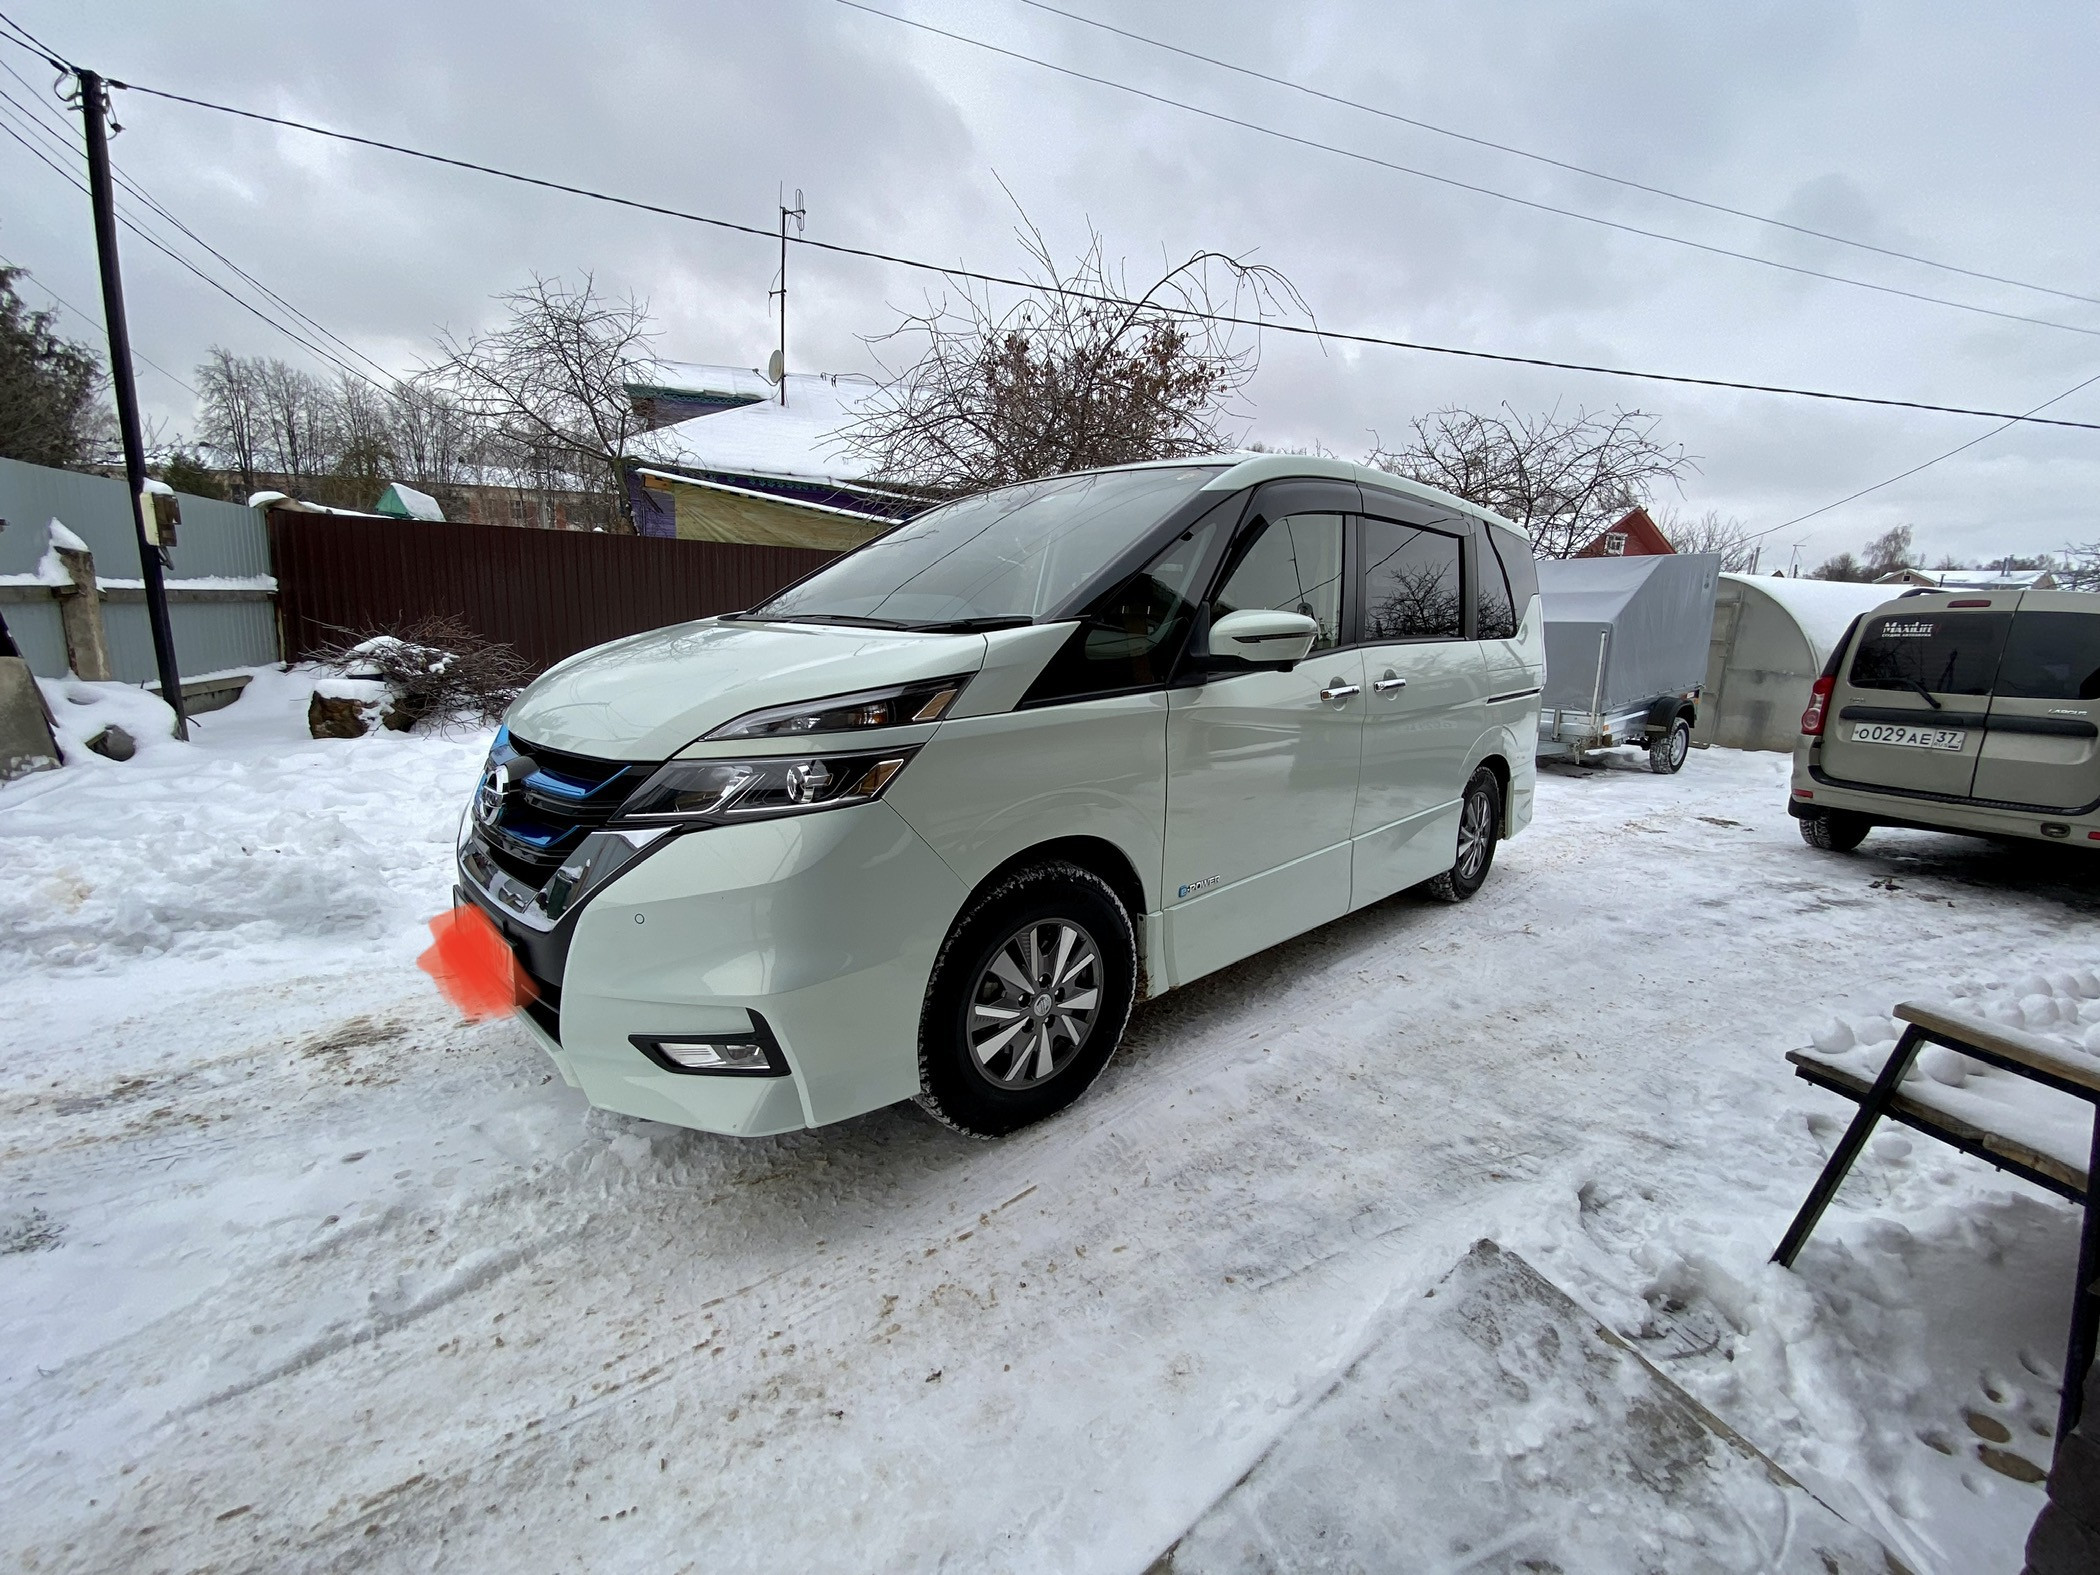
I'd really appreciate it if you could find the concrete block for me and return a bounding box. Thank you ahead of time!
[0,656,60,781]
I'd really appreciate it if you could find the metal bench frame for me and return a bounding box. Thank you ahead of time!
[1773,1002,2100,1447]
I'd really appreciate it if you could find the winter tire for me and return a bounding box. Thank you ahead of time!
[1423,766,1501,904]
[916,861,1136,1137]
[1799,809,1870,852]
[1648,717,1692,774]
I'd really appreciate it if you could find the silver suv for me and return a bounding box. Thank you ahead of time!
[1791,588,2100,851]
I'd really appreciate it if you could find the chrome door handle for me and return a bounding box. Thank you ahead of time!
[1320,682,1362,702]
[1373,676,1407,693]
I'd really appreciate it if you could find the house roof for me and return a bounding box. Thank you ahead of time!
[1575,507,1674,557]
[636,370,886,489]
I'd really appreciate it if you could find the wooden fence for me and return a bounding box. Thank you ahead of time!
[268,509,834,670]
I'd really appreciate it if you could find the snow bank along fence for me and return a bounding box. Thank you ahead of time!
[0,456,277,695]
[267,508,833,672]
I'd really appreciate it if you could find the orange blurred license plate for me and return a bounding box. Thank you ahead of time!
[1850,721,1965,751]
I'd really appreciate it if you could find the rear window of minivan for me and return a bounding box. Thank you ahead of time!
[1995,611,2100,700]
[1849,610,2011,696]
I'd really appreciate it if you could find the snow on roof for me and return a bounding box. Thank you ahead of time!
[629,360,776,404]
[375,482,445,522]
[1887,568,2054,590]
[1727,573,1894,660]
[641,372,883,485]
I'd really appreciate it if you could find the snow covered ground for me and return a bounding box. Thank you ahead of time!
[3,669,2095,1573]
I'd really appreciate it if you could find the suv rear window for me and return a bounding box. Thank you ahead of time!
[1848,610,2012,696]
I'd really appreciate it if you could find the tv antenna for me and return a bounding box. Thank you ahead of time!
[770,186,805,405]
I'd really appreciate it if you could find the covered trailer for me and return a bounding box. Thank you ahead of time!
[1537,553,1721,772]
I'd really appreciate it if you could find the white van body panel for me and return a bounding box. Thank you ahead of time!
[464,460,1547,1136]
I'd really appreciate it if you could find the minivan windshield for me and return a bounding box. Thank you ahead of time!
[745,465,1224,630]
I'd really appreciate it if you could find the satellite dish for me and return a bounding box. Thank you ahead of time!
[766,349,784,384]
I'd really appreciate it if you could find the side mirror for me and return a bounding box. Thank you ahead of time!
[1203,607,1321,671]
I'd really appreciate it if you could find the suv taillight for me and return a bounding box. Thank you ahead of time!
[1800,675,1835,736]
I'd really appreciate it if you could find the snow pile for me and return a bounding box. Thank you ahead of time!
[1804,974,2100,1176]
[1,667,485,971]
[0,726,2087,1572]
[33,676,180,764]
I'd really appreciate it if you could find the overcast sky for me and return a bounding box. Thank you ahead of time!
[4,1,2095,568]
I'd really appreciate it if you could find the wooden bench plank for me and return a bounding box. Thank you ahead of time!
[1895,1001,2100,1097]
[1787,1050,2090,1195]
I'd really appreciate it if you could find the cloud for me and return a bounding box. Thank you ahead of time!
[4,0,2094,565]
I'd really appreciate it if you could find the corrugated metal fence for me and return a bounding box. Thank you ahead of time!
[269,510,834,670]
[0,455,277,682]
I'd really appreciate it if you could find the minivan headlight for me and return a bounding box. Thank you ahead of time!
[612,749,917,825]
[705,676,970,739]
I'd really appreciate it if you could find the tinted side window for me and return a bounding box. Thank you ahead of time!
[1362,518,1463,641]
[1996,612,2100,700]
[1488,525,1539,627]
[1475,531,1517,640]
[1848,611,2012,696]
[1214,513,1344,652]
[1027,509,1230,700]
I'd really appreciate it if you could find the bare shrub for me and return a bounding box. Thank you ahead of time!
[313,614,532,728]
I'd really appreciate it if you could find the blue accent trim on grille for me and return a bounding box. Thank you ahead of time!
[524,763,628,800]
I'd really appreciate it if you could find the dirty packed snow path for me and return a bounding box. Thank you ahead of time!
[2,671,2094,1573]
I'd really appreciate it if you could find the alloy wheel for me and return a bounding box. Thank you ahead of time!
[1457,785,1495,881]
[967,920,1103,1088]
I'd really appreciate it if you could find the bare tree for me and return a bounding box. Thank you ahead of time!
[1813,525,1918,583]
[1367,404,1691,559]
[195,347,267,496]
[1812,551,1868,582]
[846,214,1301,493]
[255,359,336,491]
[2057,544,2100,591]
[1652,506,1759,571]
[385,378,480,513]
[431,275,656,530]
[331,372,394,496]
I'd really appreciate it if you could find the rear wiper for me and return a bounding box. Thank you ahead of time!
[903,615,1035,633]
[1893,676,1943,711]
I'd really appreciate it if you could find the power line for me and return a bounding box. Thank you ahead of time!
[1748,365,2100,541]
[0,99,384,390]
[0,246,196,392]
[833,0,2100,343]
[0,52,395,383]
[1010,0,2100,313]
[81,73,2100,434]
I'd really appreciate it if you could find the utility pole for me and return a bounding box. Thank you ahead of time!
[75,69,187,738]
[770,187,804,406]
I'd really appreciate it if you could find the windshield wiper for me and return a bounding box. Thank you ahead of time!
[1892,676,1943,710]
[903,615,1035,633]
[732,612,910,629]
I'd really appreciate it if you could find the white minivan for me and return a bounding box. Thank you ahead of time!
[457,456,1545,1137]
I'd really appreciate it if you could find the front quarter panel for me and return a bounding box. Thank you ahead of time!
[886,692,1171,912]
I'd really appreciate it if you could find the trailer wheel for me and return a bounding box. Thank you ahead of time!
[1647,716,1691,774]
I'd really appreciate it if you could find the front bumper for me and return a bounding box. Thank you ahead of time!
[460,800,969,1136]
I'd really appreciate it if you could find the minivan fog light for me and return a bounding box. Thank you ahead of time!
[630,1028,787,1077]
[659,1039,770,1071]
